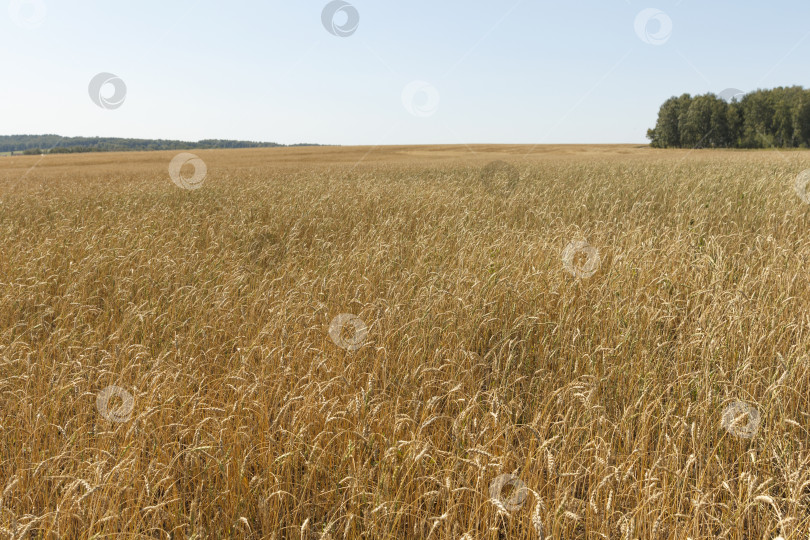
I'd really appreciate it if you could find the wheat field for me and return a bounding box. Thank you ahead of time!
[1,145,810,539]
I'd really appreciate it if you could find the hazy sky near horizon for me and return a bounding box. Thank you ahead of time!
[2,1,809,146]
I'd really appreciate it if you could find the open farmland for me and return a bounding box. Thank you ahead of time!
[1,145,810,538]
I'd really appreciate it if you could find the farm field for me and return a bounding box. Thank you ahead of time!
[1,144,810,538]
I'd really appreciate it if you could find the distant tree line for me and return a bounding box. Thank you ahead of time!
[1,135,324,155]
[647,86,810,148]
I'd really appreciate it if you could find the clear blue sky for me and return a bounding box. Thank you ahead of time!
[2,0,809,145]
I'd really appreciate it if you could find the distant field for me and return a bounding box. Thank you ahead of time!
[1,145,810,538]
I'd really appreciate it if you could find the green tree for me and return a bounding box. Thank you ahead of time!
[648,94,692,148]
[648,86,810,149]
[680,95,715,148]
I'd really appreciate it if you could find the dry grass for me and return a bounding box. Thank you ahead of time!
[1,144,810,539]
